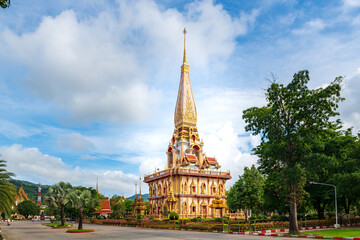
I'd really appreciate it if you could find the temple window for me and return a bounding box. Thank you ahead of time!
[201,183,206,194]
[192,206,196,213]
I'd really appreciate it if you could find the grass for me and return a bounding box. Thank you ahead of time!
[303,228,360,237]
[43,222,72,228]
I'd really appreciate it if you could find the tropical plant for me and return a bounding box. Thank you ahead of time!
[0,160,15,216]
[67,189,97,230]
[44,182,73,226]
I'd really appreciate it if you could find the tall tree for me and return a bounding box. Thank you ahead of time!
[0,160,15,216]
[44,182,73,226]
[243,70,343,234]
[67,189,97,230]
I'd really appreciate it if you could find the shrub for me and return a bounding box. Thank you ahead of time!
[279,215,289,221]
[137,214,143,220]
[214,217,222,223]
[169,212,179,220]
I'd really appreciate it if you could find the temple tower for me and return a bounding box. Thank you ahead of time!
[144,29,231,218]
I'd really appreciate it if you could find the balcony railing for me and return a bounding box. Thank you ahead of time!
[144,167,231,182]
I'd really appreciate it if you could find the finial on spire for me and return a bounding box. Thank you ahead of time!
[139,177,142,196]
[183,28,187,64]
[96,177,99,193]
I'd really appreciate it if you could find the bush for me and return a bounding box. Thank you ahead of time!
[137,214,143,220]
[169,212,179,220]
[214,217,222,223]
[271,215,280,221]
[279,215,289,221]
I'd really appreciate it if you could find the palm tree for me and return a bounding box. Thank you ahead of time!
[67,189,97,230]
[44,182,72,226]
[0,160,15,216]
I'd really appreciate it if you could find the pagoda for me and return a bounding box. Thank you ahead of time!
[144,29,231,218]
[14,185,30,205]
[132,178,146,215]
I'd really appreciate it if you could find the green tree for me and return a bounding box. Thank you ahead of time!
[44,182,73,226]
[110,195,127,218]
[0,160,15,216]
[125,199,133,214]
[331,130,360,214]
[227,177,245,212]
[242,165,265,214]
[227,165,264,214]
[243,70,343,234]
[67,189,97,230]
[305,126,341,219]
[0,0,10,9]
[263,171,288,215]
[17,200,39,218]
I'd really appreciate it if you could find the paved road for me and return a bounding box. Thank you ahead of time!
[1,221,295,240]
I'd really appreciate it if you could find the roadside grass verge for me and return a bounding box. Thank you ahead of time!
[303,228,360,238]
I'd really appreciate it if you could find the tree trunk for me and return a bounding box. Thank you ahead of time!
[316,202,325,219]
[289,201,299,234]
[344,198,351,214]
[61,204,65,226]
[289,184,299,234]
[78,209,83,230]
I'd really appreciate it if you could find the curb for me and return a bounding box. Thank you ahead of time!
[66,230,95,233]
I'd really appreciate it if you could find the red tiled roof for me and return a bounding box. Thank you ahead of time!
[186,154,197,160]
[94,199,113,214]
[186,154,198,163]
[207,157,216,162]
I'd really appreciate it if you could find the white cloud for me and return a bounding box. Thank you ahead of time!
[0,144,138,196]
[0,119,41,139]
[343,0,360,9]
[57,132,94,151]
[0,0,257,125]
[293,18,326,34]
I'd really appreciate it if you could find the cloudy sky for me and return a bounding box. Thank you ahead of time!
[0,0,359,197]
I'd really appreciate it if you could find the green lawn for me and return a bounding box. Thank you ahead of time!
[303,228,360,237]
[43,222,72,228]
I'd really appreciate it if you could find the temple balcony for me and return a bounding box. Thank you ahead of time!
[144,167,231,183]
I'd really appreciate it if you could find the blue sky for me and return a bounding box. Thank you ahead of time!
[0,0,360,197]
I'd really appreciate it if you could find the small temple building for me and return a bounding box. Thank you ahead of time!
[93,178,113,218]
[144,29,231,218]
[14,185,30,205]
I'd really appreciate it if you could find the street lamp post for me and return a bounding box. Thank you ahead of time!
[309,181,339,229]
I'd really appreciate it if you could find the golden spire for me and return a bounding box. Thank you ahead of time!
[183,28,187,64]
[174,28,197,128]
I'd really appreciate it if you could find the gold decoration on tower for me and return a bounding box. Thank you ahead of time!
[174,28,197,129]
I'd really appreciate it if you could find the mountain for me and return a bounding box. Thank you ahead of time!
[9,179,50,202]
[127,194,149,201]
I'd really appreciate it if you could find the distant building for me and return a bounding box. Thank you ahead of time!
[14,185,30,205]
[93,178,113,218]
[94,197,113,218]
[144,29,231,218]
